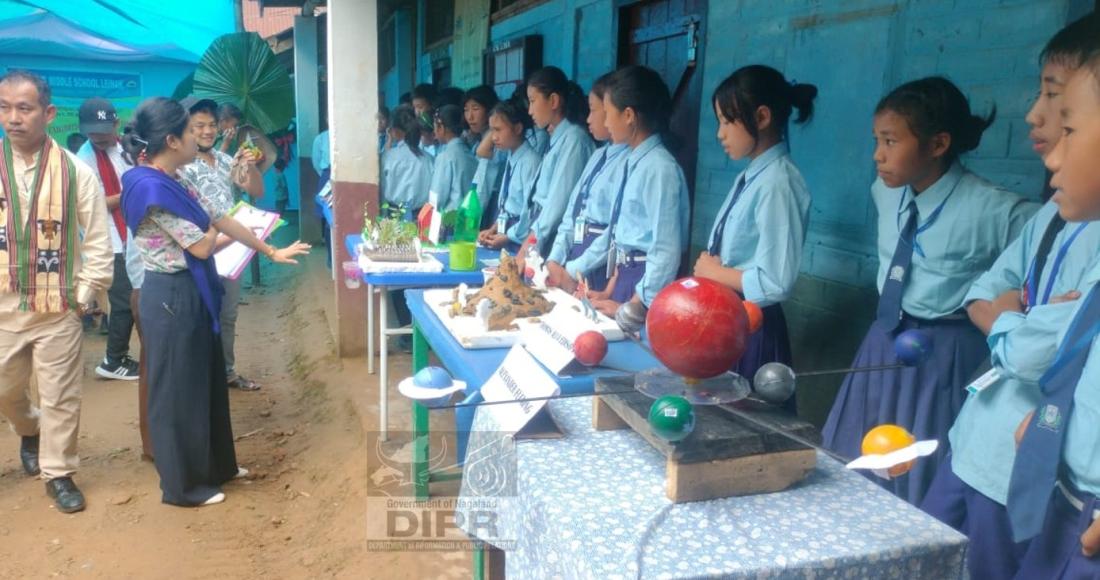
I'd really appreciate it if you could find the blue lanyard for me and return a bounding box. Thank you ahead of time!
[894,178,962,258]
[607,144,658,241]
[1024,223,1089,308]
[574,147,623,220]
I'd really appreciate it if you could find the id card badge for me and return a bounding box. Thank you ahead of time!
[573,220,586,244]
[966,367,1001,395]
[606,241,617,279]
[497,215,508,233]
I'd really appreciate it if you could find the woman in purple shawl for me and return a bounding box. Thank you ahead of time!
[120,97,237,507]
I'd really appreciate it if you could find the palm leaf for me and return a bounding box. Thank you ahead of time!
[192,32,294,133]
[171,71,194,101]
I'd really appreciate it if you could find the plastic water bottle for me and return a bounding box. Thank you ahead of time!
[454,185,482,242]
[524,235,540,286]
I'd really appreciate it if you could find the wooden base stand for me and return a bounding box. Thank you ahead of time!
[593,376,818,503]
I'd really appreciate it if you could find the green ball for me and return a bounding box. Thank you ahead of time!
[647,395,696,442]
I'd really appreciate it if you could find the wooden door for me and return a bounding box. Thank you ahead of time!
[618,0,706,242]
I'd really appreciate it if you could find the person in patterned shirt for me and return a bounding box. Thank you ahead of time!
[178,97,308,392]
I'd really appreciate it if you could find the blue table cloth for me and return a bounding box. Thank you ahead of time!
[459,397,968,579]
[405,289,658,461]
[345,234,495,287]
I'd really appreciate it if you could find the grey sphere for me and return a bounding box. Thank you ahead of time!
[753,363,796,404]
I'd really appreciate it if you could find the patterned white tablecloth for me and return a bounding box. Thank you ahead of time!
[458,397,968,579]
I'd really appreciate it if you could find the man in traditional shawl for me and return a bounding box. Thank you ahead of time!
[0,70,113,513]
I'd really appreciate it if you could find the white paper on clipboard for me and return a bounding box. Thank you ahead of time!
[214,202,282,280]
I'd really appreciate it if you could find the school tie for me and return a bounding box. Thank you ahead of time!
[707,175,747,255]
[571,148,610,220]
[497,162,515,219]
[1006,284,1100,541]
[875,200,918,333]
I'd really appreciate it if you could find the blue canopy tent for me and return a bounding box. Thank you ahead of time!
[0,0,235,141]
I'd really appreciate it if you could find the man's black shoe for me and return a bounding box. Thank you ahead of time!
[46,477,86,513]
[20,435,39,476]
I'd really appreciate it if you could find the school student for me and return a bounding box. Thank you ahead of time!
[693,65,816,401]
[585,65,690,316]
[429,104,477,213]
[464,85,505,226]
[918,16,1100,580]
[477,100,542,254]
[411,84,439,157]
[546,72,629,293]
[381,104,433,217]
[523,66,596,255]
[821,77,1036,506]
[1006,41,1100,579]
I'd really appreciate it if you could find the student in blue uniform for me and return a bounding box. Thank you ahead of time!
[522,66,595,256]
[429,104,478,213]
[381,104,433,218]
[585,65,690,316]
[919,16,1100,580]
[411,83,440,158]
[822,77,1036,507]
[1007,41,1100,579]
[546,72,629,294]
[477,100,542,254]
[693,65,816,406]
[463,85,505,226]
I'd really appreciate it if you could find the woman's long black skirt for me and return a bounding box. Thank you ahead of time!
[141,270,237,506]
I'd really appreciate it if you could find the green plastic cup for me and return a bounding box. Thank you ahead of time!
[450,241,477,271]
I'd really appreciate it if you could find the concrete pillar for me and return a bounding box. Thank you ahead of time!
[294,14,323,244]
[328,0,380,357]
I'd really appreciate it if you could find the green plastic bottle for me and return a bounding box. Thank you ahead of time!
[454,185,482,242]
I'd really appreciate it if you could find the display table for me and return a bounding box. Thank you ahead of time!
[404,289,658,500]
[345,235,496,438]
[459,397,968,580]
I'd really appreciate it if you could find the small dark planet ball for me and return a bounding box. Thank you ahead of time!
[647,395,695,442]
[573,330,608,366]
[894,329,934,366]
[647,277,750,379]
[753,362,796,404]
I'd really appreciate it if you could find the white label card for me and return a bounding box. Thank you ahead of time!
[522,307,603,375]
[966,368,1001,395]
[428,203,442,245]
[479,345,561,433]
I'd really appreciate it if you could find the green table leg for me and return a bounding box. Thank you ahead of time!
[412,322,430,501]
[472,543,485,580]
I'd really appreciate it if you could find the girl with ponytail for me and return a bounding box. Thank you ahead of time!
[382,104,433,216]
[694,64,817,411]
[522,66,596,255]
[823,76,1036,506]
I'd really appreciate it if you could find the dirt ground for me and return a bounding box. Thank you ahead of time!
[0,228,471,579]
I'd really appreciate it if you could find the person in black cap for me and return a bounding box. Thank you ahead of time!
[76,97,140,381]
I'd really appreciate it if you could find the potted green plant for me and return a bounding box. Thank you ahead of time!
[361,202,421,262]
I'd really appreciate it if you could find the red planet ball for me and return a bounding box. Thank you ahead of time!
[647,277,750,380]
[573,330,608,366]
